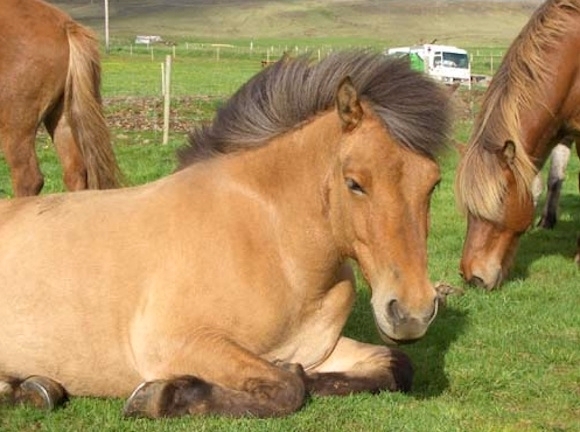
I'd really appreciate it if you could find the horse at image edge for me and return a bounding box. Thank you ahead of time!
[0,0,122,196]
[456,0,580,289]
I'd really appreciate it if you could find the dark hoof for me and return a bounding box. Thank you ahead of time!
[123,381,164,418]
[0,382,14,405]
[16,376,66,410]
[123,377,212,418]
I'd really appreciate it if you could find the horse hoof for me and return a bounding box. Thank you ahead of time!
[0,381,14,405]
[17,376,66,410]
[123,381,165,418]
[124,377,212,418]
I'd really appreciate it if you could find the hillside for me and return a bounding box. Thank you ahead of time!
[49,0,545,47]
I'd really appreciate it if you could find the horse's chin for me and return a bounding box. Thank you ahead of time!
[375,325,422,346]
[372,303,429,346]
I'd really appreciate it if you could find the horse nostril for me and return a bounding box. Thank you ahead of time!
[469,275,486,288]
[387,299,404,326]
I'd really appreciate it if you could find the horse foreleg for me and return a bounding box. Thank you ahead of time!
[124,341,306,418]
[304,336,413,396]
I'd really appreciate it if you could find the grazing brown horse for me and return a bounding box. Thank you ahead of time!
[456,0,580,289]
[0,52,451,418]
[0,0,122,196]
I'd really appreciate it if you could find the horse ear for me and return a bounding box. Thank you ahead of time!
[336,77,363,132]
[501,140,517,167]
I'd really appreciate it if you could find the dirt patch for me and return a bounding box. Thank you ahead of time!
[104,96,220,133]
[103,87,487,135]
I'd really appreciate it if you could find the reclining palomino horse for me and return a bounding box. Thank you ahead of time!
[456,0,580,289]
[0,52,452,418]
[0,0,122,196]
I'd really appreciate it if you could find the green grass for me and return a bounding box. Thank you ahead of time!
[1,53,579,432]
[102,50,263,97]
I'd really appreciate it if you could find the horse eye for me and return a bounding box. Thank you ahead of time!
[345,178,365,195]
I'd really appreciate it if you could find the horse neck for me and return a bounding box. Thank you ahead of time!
[221,109,344,266]
[229,110,340,194]
[517,27,580,165]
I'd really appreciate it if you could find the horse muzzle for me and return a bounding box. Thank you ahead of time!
[372,296,439,344]
[460,258,504,290]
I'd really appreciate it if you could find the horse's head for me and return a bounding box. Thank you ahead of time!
[457,140,536,289]
[326,77,445,343]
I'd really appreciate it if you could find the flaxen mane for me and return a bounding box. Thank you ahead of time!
[177,51,451,168]
[456,0,580,222]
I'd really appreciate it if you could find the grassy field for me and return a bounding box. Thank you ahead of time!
[1,1,579,431]
[0,49,579,431]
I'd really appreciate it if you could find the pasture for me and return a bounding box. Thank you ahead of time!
[0,46,579,432]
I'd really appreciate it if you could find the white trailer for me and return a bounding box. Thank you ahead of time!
[387,44,471,86]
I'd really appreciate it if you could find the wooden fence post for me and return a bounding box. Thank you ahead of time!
[161,62,165,96]
[162,55,172,145]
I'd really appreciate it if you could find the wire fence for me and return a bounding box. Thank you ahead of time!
[102,42,506,96]
[99,42,505,143]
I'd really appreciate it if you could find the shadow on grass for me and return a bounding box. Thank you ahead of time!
[343,286,468,400]
[508,192,579,282]
[406,304,468,399]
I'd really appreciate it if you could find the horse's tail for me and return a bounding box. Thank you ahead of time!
[64,22,123,189]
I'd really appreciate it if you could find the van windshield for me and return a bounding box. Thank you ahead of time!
[439,52,469,69]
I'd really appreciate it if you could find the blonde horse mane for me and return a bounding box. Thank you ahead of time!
[456,0,580,222]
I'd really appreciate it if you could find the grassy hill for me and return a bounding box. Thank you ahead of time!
[50,0,545,48]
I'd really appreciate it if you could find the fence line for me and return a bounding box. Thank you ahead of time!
[107,42,505,78]
[101,43,506,144]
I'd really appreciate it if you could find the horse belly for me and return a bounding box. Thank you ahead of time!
[0,203,145,397]
[0,278,142,397]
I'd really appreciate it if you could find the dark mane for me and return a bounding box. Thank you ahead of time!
[177,51,451,168]
[456,0,580,222]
